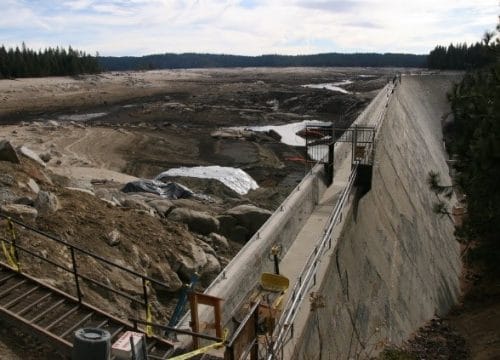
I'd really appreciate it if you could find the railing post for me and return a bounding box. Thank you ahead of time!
[70,247,82,303]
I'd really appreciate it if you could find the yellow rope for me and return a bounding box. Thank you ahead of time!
[145,280,153,337]
[168,328,228,360]
[2,219,19,271]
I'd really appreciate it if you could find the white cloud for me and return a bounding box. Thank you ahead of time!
[1,0,498,55]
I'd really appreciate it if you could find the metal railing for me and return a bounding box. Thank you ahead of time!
[267,165,358,359]
[0,213,172,333]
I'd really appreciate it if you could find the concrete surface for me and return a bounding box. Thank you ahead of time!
[293,75,462,359]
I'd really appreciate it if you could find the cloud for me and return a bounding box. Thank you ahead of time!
[1,0,498,56]
[294,0,361,13]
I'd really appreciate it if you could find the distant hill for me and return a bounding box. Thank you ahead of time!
[98,52,427,71]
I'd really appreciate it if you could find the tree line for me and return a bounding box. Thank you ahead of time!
[427,36,499,70]
[444,21,500,272]
[0,43,100,79]
[99,52,427,71]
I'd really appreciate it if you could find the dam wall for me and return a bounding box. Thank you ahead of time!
[294,75,462,359]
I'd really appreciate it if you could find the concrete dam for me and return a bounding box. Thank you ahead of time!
[180,74,462,359]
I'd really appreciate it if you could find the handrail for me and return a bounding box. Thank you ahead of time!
[0,213,170,289]
[268,165,358,358]
[0,212,174,336]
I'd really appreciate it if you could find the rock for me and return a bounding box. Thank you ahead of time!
[65,187,95,196]
[0,204,38,220]
[196,239,217,256]
[226,205,272,234]
[208,233,229,250]
[166,241,208,280]
[106,229,121,246]
[200,253,221,285]
[0,188,16,204]
[27,178,40,194]
[217,214,249,242]
[149,263,183,293]
[147,199,174,217]
[46,120,60,127]
[0,174,15,186]
[217,214,238,235]
[267,129,282,141]
[167,208,219,235]
[17,146,46,167]
[34,191,60,214]
[14,196,34,206]
[230,225,249,243]
[39,153,52,163]
[121,197,153,212]
[0,140,20,163]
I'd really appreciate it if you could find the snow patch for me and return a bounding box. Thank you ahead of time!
[156,166,259,195]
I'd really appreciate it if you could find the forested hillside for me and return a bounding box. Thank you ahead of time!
[99,52,427,71]
[0,44,100,78]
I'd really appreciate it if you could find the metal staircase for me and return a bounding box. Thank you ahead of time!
[0,263,174,359]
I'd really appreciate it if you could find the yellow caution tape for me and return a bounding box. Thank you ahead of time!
[145,281,153,337]
[168,328,229,360]
[2,219,19,271]
[146,302,153,336]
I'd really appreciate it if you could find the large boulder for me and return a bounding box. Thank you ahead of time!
[167,208,219,235]
[0,140,20,164]
[165,240,208,280]
[200,253,221,286]
[0,204,38,221]
[34,191,60,214]
[208,232,229,250]
[226,204,272,234]
[217,214,249,243]
[147,199,174,217]
[149,262,183,293]
[18,146,46,167]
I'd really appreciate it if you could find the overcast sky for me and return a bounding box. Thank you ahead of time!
[1,0,498,56]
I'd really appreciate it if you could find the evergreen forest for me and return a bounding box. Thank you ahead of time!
[98,52,427,71]
[444,21,500,272]
[0,44,100,78]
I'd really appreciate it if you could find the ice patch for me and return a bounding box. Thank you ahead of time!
[58,112,108,121]
[156,166,259,195]
[246,120,331,147]
[302,80,353,94]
